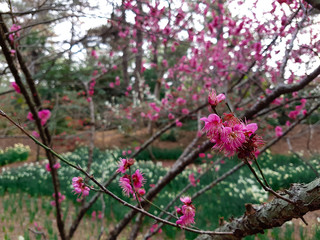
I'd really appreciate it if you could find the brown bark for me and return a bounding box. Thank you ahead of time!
[195,177,320,240]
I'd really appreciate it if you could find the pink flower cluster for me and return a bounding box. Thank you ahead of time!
[275,126,283,137]
[288,99,307,120]
[45,162,61,172]
[91,210,103,221]
[201,112,263,160]
[119,170,146,199]
[27,109,51,126]
[176,196,195,227]
[50,192,66,206]
[72,177,90,198]
[188,173,199,187]
[116,158,146,199]
[9,24,21,43]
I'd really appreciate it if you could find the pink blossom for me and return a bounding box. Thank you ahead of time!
[180,196,192,205]
[116,158,135,173]
[9,24,21,43]
[275,126,283,137]
[10,49,16,56]
[150,224,162,234]
[32,131,40,138]
[72,177,90,198]
[34,222,42,231]
[288,110,299,119]
[115,76,120,85]
[162,59,168,68]
[302,109,307,116]
[201,111,263,160]
[91,49,98,59]
[286,121,291,127]
[219,125,246,155]
[168,113,175,119]
[199,153,205,158]
[176,97,186,105]
[53,162,61,169]
[51,192,66,206]
[109,82,115,88]
[98,211,103,219]
[208,89,225,107]
[92,211,96,221]
[45,163,51,172]
[27,112,34,121]
[182,108,189,115]
[176,196,195,227]
[38,109,51,126]
[176,120,182,127]
[149,102,160,112]
[11,82,21,93]
[138,188,146,196]
[189,173,197,187]
[119,175,133,197]
[200,114,222,138]
[132,169,145,188]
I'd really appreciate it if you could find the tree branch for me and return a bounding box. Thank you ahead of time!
[195,177,320,240]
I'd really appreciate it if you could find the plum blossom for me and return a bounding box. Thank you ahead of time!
[116,158,135,173]
[168,113,175,119]
[8,24,21,43]
[32,131,40,138]
[119,169,146,199]
[11,82,21,93]
[132,169,145,188]
[201,111,263,160]
[150,224,163,234]
[50,192,66,206]
[91,49,98,59]
[189,173,199,187]
[119,175,133,197]
[208,89,225,107]
[176,196,195,227]
[182,108,189,115]
[38,110,51,126]
[176,120,182,127]
[275,126,283,137]
[72,177,90,198]
[28,109,51,126]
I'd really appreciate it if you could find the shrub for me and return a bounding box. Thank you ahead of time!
[0,144,30,166]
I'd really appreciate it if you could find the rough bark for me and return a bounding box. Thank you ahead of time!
[195,177,320,240]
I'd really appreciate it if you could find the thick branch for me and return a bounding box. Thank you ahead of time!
[196,177,320,240]
[244,64,320,120]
